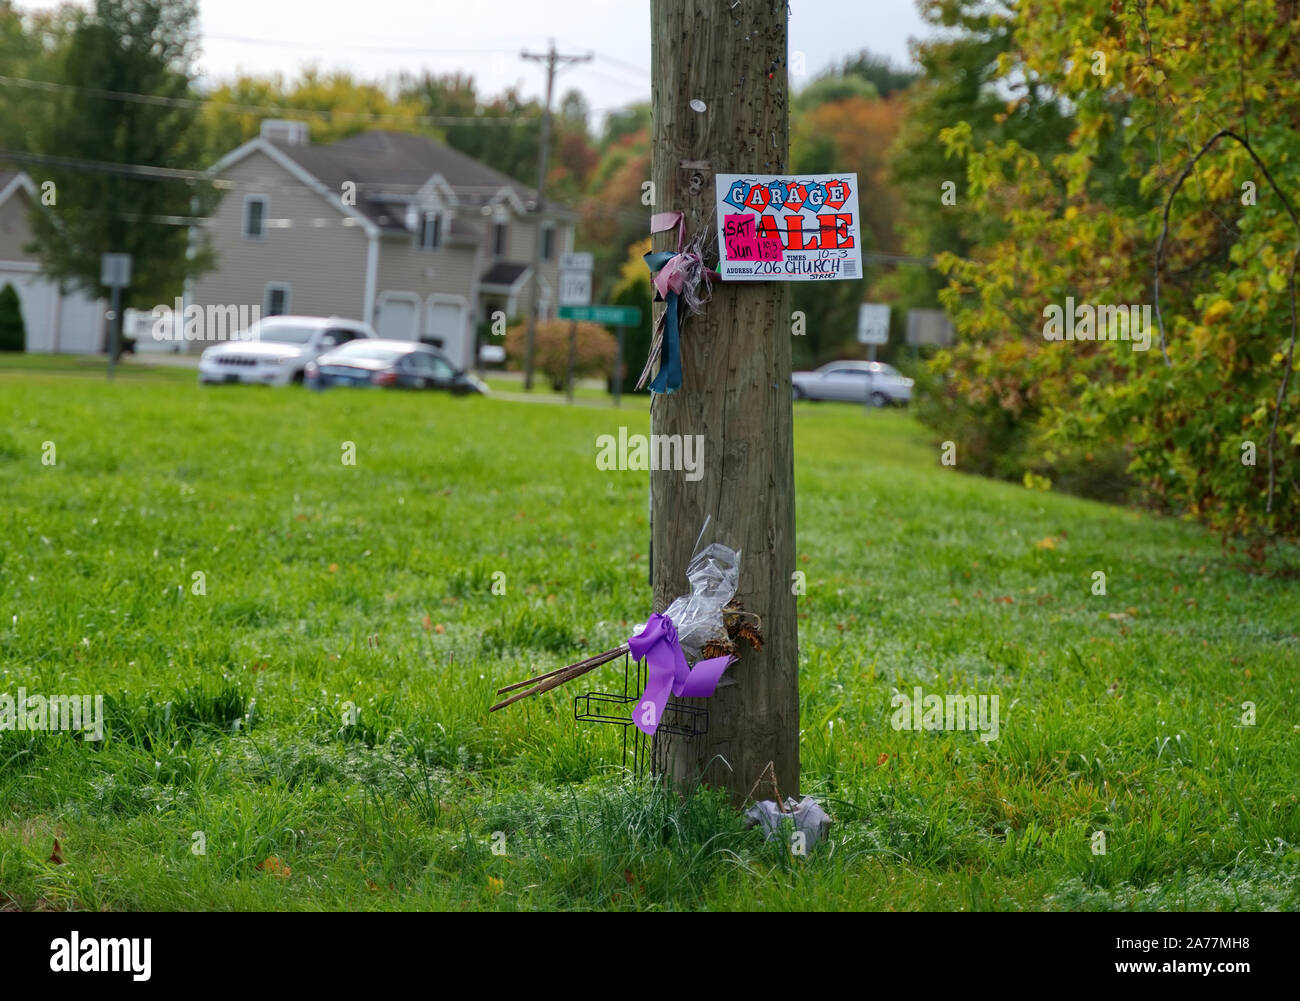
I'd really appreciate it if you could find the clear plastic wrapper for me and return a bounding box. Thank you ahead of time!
[652,520,741,661]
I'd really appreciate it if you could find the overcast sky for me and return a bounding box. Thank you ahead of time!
[19,0,934,118]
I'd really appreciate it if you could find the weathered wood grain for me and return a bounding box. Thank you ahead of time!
[649,0,799,803]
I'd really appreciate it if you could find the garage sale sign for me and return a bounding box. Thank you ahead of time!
[714,173,862,282]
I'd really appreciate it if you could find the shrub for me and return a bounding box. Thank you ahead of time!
[504,318,616,391]
[0,283,25,351]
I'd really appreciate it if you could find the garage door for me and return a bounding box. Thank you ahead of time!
[0,266,53,351]
[0,264,104,353]
[426,300,466,368]
[376,293,418,340]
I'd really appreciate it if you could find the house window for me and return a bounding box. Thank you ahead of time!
[244,195,268,239]
[541,224,554,261]
[264,283,290,316]
[417,212,441,251]
[493,221,507,257]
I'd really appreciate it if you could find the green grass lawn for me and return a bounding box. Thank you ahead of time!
[1,359,1298,911]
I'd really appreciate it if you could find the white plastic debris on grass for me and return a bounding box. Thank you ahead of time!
[743,796,833,850]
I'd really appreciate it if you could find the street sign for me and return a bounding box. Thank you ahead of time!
[906,309,956,347]
[558,250,593,308]
[100,253,132,289]
[558,271,592,307]
[100,253,132,381]
[557,304,642,326]
[857,303,890,345]
[559,252,593,272]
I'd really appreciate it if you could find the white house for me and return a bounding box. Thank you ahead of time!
[0,170,105,353]
[191,122,578,370]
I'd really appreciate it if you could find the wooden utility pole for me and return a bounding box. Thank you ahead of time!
[520,40,591,391]
[649,0,798,804]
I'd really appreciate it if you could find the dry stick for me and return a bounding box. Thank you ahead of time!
[489,645,629,712]
[494,665,571,697]
[745,760,790,813]
[489,656,614,713]
[495,645,629,696]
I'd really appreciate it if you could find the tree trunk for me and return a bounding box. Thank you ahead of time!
[649,0,798,805]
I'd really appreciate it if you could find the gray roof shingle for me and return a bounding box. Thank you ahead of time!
[265,130,574,233]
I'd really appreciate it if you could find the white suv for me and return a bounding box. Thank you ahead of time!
[198,316,377,386]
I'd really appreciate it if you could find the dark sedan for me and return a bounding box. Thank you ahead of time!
[305,339,487,394]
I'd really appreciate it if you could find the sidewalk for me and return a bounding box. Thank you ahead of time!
[127,350,200,368]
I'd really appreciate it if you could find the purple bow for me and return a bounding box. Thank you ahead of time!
[628,613,734,736]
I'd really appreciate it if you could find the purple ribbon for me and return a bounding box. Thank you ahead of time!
[628,613,734,736]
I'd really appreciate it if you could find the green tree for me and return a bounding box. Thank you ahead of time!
[793,74,877,113]
[833,50,918,98]
[608,238,653,395]
[0,283,24,351]
[923,0,1300,541]
[402,74,544,186]
[790,94,907,366]
[888,0,1073,320]
[0,1,76,154]
[602,103,651,147]
[25,0,216,335]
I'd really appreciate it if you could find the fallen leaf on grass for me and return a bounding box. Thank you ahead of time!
[257,856,291,879]
[1034,536,1056,550]
[49,839,63,865]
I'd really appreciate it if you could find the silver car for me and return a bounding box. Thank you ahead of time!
[791,360,913,405]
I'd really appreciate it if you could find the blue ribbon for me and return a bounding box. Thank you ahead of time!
[643,251,683,395]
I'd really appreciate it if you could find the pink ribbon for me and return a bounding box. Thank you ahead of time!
[650,210,722,285]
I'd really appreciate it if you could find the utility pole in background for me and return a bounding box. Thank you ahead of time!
[520,40,591,391]
[650,0,799,803]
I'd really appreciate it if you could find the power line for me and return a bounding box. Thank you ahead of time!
[575,66,652,94]
[0,74,530,127]
[204,33,530,56]
[0,148,652,228]
[559,44,650,78]
[0,71,643,127]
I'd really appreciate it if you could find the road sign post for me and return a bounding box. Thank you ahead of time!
[101,253,132,380]
[857,303,890,410]
[857,302,890,360]
[558,253,594,403]
[555,304,642,404]
[614,327,624,409]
